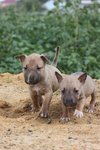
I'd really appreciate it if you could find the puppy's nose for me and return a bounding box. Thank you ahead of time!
[30,77,39,84]
[63,99,74,106]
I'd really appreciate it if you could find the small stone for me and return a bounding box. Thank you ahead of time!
[68,137,77,140]
[28,129,32,132]
[68,136,73,139]
[47,118,52,124]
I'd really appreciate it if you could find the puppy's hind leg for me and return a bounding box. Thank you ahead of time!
[88,91,96,113]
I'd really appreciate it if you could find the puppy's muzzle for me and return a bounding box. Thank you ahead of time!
[63,99,76,107]
[25,72,41,85]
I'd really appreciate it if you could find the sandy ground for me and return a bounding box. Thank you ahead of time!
[0,73,100,150]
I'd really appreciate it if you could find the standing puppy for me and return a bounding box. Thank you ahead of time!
[16,47,61,118]
[55,72,96,123]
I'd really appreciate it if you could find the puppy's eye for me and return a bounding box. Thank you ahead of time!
[61,88,65,94]
[24,66,27,70]
[37,66,42,70]
[74,88,79,94]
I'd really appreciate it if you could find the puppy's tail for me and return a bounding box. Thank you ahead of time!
[52,46,60,67]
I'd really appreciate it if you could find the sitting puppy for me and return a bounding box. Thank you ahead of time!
[16,47,61,118]
[55,72,96,123]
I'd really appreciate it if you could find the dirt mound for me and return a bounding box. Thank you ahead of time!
[0,73,100,150]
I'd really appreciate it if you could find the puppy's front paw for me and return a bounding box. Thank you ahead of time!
[59,117,70,124]
[74,109,83,118]
[39,110,48,118]
[88,106,94,113]
[30,105,39,113]
[88,108,94,113]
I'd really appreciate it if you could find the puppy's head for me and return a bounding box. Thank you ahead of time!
[16,53,48,85]
[55,72,87,107]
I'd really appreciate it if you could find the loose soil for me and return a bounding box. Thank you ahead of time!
[0,73,100,150]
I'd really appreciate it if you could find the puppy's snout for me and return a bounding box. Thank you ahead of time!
[25,72,40,85]
[63,99,76,106]
[29,75,39,84]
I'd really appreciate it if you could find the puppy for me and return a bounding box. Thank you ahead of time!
[55,72,96,123]
[16,47,61,118]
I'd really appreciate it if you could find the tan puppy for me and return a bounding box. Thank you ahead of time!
[55,72,96,123]
[16,47,61,118]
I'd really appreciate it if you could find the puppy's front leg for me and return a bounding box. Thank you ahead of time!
[30,90,40,112]
[39,91,53,118]
[74,99,85,118]
[60,103,70,123]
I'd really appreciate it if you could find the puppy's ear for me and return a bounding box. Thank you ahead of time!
[16,55,26,62]
[78,73,87,84]
[40,55,49,64]
[55,71,63,83]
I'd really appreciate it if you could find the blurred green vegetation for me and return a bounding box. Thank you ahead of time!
[0,0,100,78]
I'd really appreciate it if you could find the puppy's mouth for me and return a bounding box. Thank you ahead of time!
[25,79,40,85]
[64,103,76,107]
[63,101,76,107]
[30,81,40,85]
